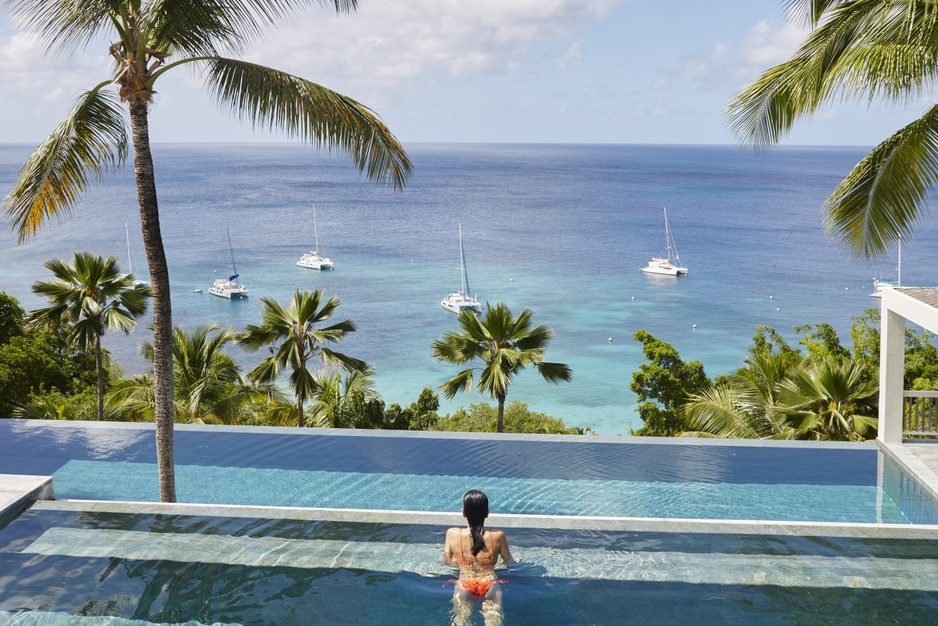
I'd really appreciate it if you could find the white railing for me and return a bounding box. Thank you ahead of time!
[903,391,938,436]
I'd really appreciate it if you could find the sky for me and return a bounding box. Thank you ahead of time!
[0,0,928,146]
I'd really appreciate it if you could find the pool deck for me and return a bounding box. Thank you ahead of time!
[0,474,53,527]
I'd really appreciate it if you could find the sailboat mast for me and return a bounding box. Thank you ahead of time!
[313,205,322,254]
[897,236,902,287]
[125,222,133,275]
[226,226,238,279]
[459,224,471,296]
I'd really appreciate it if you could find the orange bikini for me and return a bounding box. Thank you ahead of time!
[451,530,505,597]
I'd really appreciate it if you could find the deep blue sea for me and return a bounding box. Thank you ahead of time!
[1,143,935,434]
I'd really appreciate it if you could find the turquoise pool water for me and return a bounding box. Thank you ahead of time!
[1,504,938,625]
[2,421,938,524]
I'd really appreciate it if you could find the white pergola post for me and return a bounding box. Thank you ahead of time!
[878,304,905,444]
[878,287,938,445]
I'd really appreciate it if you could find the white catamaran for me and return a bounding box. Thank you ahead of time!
[297,205,334,270]
[209,227,249,299]
[641,207,688,276]
[441,225,482,314]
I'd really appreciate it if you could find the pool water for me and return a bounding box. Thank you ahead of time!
[1,421,938,524]
[1,504,938,625]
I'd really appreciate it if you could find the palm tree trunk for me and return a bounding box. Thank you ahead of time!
[297,397,305,428]
[497,394,505,433]
[129,100,176,503]
[95,336,104,421]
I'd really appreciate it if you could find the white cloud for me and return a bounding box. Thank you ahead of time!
[651,19,805,93]
[739,19,804,66]
[555,40,583,71]
[247,0,623,95]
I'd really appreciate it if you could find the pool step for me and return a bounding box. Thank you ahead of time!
[20,526,938,592]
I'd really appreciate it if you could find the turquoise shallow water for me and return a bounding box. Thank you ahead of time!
[3,507,938,625]
[2,143,936,433]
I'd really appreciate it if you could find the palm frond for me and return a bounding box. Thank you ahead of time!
[203,58,411,190]
[825,104,938,258]
[2,87,127,242]
[144,0,357,56]
[3,0,120,55]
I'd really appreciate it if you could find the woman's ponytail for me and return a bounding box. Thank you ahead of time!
[462,489,490,556]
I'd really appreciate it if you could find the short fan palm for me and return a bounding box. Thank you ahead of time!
[1,0,411,502]
[27,252,150,422]
[239,289,367,428]
[726,0,938,258]
[432,302,572,433]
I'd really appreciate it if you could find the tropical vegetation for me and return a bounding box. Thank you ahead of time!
[432,302,572,433]
[239,289,367,428]
[0,292,99,419]
[26,253,149,422]
[1,0,411,502]
[726,0,938,259]
[635,313,938,441]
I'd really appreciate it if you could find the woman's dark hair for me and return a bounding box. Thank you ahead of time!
[462,489,489,556]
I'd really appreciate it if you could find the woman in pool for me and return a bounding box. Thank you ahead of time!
[443,489,513,626]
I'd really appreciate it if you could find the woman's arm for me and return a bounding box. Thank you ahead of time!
[495,531,513,564]
[442,528,457,565]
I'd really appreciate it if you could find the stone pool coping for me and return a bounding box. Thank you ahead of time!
[0,474,53,528]
[31,498,938,541]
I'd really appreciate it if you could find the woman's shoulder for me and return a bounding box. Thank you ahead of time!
[486,529,507,541]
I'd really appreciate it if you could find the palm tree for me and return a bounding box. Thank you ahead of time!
[778,357,879,441]
[432,302,572,433]
[110,325,278,424]
[308,368,379,428]
[239,289,367,427]
[726,0,938,258]
[26,252,150,422]
[1,1,411,502]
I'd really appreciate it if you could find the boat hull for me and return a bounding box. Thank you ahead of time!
[209,279,249,299]
[297,253,334,270]
[441,293,482,314]
[641,263,688,276]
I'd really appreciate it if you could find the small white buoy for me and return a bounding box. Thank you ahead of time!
[692,324,697,329]
[777,307,781,312]
[845,287,849,291]
[608,337,613,342]
[509,278,513,282]
[631,296,635,301]
[769,295,773,300]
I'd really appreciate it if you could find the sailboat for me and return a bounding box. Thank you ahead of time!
[870,237,901,298]
[297,205,334,270]
[208,227,249,299]
[441,225,482,314]
[125,222,150,289]
[640,207,688,276]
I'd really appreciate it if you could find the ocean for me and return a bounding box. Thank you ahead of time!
[1,143,933,435]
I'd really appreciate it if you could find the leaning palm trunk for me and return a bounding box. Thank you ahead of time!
[129,102,176,503]
[496,394,506,433]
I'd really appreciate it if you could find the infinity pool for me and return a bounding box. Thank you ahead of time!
[1,420,938,524]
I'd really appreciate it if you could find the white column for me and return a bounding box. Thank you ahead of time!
[878,307,906,444]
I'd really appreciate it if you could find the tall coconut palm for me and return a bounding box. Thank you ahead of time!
[239,289,367,428]
[726,0,938,258]
[1,1,411,502]
[432,302,572,433]
[26,252,150,422]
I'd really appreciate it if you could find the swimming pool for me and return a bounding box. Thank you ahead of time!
[1,502,938,625]
[1,420,937,524]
